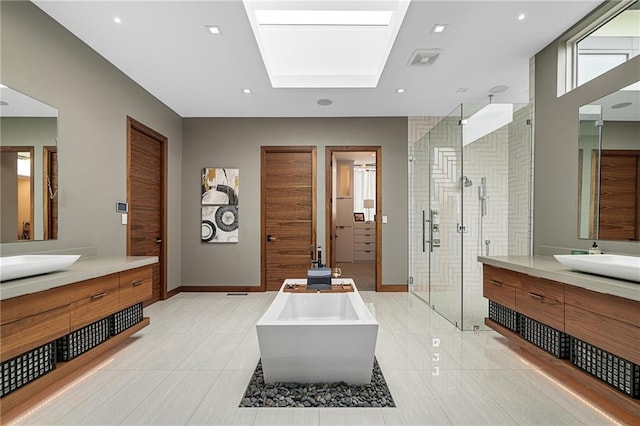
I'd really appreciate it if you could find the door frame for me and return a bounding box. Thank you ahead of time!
[325,146,382,291]
[126,116,168,300]
[43,145,57,240]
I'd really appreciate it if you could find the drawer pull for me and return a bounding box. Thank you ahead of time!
[528,292,544,300]
[91,292,108,300]
[131,279,145,287]
[490,280,502,287]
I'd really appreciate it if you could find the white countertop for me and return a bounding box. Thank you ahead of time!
[0,256,158,300]
[478,255,640,302]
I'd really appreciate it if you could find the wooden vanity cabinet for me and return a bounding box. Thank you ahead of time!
[564,285,640,365]
[119,265,153,308]
[482,265,517,309]
[482,263,640,420]
[515,276,565,331]
[484,265,565,330]
[0,287,71,362]
[67,274,120,331]
[0,264,152,416]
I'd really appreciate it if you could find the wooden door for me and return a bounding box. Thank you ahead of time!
[127,117,167,303]
[261,146,316,291]
[599,150,640,241]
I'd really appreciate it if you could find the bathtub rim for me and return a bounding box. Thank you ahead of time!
[257,279,377,326]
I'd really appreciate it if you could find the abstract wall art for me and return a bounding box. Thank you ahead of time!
[201,168,239,243]
[201,168,239,205]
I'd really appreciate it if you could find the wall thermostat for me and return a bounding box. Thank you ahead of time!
[116,202,128,213]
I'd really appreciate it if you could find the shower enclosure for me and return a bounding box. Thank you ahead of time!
[408,103,533,330]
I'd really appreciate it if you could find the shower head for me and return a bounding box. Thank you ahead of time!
[461,176,473,188]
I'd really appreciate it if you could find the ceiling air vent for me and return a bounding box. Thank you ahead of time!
[408,49,442,66]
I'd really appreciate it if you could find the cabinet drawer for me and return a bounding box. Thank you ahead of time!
[516,277,565,331]
[354,242,375,251]
[354,233,375,243]
[69,278,120,332]
[354,250,375,261]
[565,285,640,328]
[1,286,70,326]
[566,304,640,365]
[354,223,375,232]
[119,266,152,308]
[66,274,119,303]
[1,305,70,362]
[482,265,523,289]
[483,278,516,310]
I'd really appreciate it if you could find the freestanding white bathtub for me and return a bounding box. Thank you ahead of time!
[256,279,378,385]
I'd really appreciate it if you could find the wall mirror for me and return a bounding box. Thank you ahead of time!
[578,80,640,241]
[0,85,58,243]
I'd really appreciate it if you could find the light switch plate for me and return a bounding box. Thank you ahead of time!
[121,213,128,225]
[382,215,388,224]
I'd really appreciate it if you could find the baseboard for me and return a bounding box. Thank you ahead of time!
[165,287,181,299]
[179,285,263,292]
[377,284,408,292]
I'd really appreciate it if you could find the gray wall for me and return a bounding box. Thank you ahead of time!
[182,118,408,287]
[0,2,184,290]
[534,42,640,255]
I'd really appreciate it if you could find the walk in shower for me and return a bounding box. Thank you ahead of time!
[408,103,533,330]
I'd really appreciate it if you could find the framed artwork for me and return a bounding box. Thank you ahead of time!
[202,205,238,243]
[201,168,239,243]
[353,212,365,222]
[202,168,239,205]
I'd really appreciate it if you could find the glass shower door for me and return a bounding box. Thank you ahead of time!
[409,132,430,303]
[427,106,464,328]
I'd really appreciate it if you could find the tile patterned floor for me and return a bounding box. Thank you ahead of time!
[10,292,616,425]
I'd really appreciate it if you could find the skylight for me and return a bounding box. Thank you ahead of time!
[242,1,410,88]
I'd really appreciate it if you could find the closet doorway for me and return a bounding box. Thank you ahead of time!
[325,147,381,291]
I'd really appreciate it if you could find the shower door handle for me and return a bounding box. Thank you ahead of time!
[422,210,426,252]
[423,210,435,253]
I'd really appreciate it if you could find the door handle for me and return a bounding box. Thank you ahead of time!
[423,210,435,253]
[267,235,277,242]
[156,237,162,244]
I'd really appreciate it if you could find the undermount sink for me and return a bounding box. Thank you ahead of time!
[554,254,640,283]
[0,255,81,282]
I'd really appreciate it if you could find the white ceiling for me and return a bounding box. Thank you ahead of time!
[32,0,604,118]
[0,86,58,117]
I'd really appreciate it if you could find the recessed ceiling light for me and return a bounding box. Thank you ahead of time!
[432,24,447,33]
[396,88,405,94]
[518,13,526,21]
[206,25,221,35]
[242,88,252,94]
[317,99,333,106]
[114,16,122,24]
